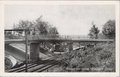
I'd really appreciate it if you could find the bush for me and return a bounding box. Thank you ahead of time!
[58,42,115,72]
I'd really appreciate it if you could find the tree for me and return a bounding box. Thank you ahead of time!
[98,33,107,39]
[14,20,33,35]
[48,27,59,36]
[34,16,59,36]
[15,20,33,29]
[102,20,115,39]
[88,23,100,39]
[35,16,48,35]
[14,16,59,36]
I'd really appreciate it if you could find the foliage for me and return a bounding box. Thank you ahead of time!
[98,33,108,39]
[34,16,59,35]
[88,23,100,39]
[35,16,49,35]
[14,20,33,35]
[57,43,115,72]
[13,16,59,36]
[102,20,115,39]
[48,27,59,35]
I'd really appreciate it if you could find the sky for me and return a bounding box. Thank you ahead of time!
[5,5,115,35]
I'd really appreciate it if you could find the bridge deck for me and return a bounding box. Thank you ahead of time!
[4,29,114,44]
[5,36,114,44]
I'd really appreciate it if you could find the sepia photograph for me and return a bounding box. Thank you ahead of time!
[4,3,116,72]
[0,1,119,77]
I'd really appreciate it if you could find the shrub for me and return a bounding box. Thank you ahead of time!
[58,42,115,72]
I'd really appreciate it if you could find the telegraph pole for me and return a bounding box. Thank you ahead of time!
[25,29,28,72]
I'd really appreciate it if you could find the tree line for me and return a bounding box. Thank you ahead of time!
[88,20,115,39]
[5,16,115,39]
[5,16,59,38]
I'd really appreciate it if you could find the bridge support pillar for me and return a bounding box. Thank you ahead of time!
[68,42,73,51]
[30,43,40,63]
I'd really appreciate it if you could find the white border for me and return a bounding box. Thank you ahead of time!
[0,1,119,77]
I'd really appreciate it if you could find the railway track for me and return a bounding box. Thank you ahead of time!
[7,60,59,72]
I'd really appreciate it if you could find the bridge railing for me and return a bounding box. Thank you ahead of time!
[4,29,114,42]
